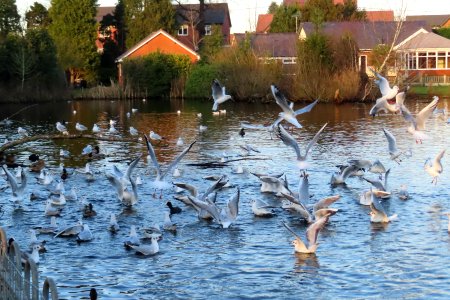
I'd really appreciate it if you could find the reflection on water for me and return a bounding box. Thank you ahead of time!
[1,97,450,299]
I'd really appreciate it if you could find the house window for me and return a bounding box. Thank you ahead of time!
[178,25,188,36]
[408,53,417,70]
[438,52,446,69]
[205,25,212,36]
[359,55,367,73]
[427,52,436,69]
[282,58,297,64]
[418,52,427,69]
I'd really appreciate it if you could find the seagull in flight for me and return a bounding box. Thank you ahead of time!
[382,128,404,164]
[370,67,399,100]
[144,134,196,185]
[424,149,445,185]
[271,84,319,128]
[276,123,327,170]
[400,96,439,143]
[211,79,232,111]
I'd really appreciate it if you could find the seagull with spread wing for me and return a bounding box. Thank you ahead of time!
[211,79,232,111]
[282,215,332,254]
[400,96,439,143]
[144,134,196,189]
[271,85,318,129]
[276,123,327,170]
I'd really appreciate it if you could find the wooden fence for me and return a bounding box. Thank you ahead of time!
[0,227,59,300]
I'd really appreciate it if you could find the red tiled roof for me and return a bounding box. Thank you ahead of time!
[366,11,394,22]
[256,14,274,33]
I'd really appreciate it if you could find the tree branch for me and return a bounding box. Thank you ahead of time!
[0,134,139,153]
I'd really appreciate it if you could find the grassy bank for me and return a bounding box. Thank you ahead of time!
[408,85,450,97]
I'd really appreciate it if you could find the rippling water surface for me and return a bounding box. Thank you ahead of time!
[1,97,450,299]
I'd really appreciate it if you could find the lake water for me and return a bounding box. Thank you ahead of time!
[1,97,450,299]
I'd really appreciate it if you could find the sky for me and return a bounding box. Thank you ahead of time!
[16,0,450,34]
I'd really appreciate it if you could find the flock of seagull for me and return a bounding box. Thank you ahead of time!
[0,73,449,269]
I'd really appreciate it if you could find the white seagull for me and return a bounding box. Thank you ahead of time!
[56,122,68,135]
[369,191,397,223]
[424,149,445,185]
[129,236,159,256]
[271,84,319,129]
[106,155,141,206]
[144,134,196,184]
[282,216,331,254]
[211,79,232,111]
[92,124,100,133]
[400,96,439,143]
[1,165,27,203]
[18,127,29,137]
[370,67,399,100]
[75,122,88,133]
[189,188,240,228]
[277,123,327,170]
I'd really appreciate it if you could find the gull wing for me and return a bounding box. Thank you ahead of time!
[433,149,446,170]
[160,141,196,180]
[277,125,301,160]
[304,123,328,159]
[282,221,303,241]
[372,70,391,97]
[294,99,319,115]
[395,91,406,107]
[415,96,439,130]
[188,195,221,222]
[226,188,240,221]
[113,165,124,179]
[106,173,124,199]
[370,192,387,218]
[313,195,340,212]
[126,154,142,179]
[382,128,397,154]
[211,79,223,102]
[341,165,359,181]
[2,165,18,193]
[200,176,224,201]
[399,105,417,129]
[271,85,293,114]
[363,177,385,191]
[306,216,328,246]
[144,134,161,179]
[173,182,199,197]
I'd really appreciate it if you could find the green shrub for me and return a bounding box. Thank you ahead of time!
[121,52,191,98]
[184,63,219,98]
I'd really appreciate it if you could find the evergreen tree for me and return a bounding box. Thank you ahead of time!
[48,0,99,85]
[114,0,126,53]
[267,2,279,14]
[124,0,176,48]
[269,5,301,33]
[25,2,50,29]
[0,0,20,39]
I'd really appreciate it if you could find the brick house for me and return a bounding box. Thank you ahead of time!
[115,29,200,84]
[233,21,450,84]
[175,3,232,50]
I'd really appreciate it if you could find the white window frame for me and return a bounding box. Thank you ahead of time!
[403,50,450,70]
[178,25,188,36]
[205,24,212,36]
